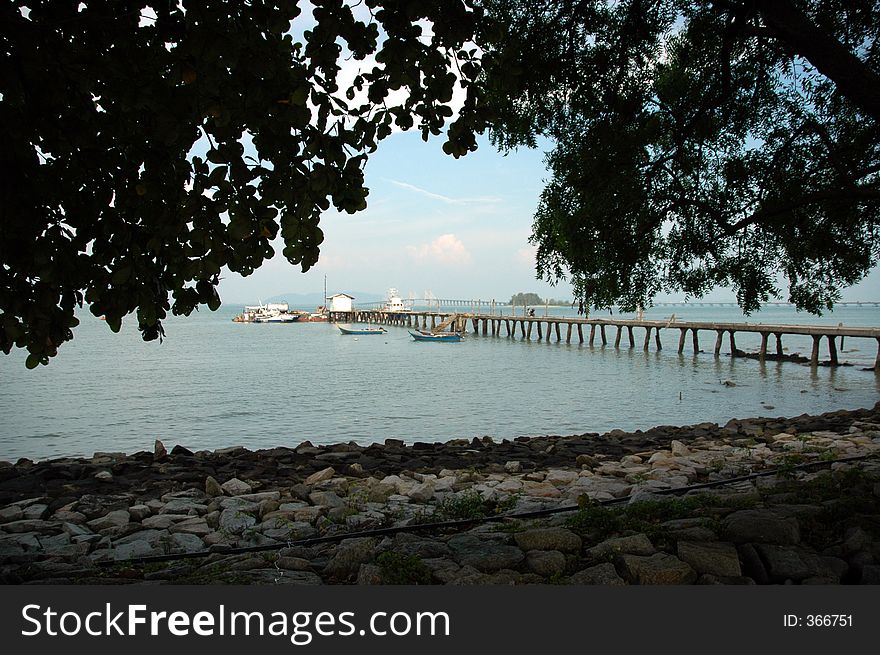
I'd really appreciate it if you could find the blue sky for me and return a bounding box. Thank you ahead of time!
[219,132,566,305]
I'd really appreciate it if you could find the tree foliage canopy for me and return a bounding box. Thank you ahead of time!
[1,0,491,366]
[481,0,880,315]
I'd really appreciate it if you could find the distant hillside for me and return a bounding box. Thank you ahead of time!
[265,291,385,308]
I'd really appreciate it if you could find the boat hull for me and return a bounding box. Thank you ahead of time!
[338,325,386,335]
[408,330,462,342]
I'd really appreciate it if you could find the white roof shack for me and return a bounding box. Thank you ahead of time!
[327,293,354,312]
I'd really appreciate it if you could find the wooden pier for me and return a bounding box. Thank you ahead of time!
[329,310,880,369]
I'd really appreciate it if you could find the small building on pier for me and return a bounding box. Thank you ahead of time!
[327,293,355,313]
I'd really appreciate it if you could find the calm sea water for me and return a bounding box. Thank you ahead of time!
[1,303,879,461]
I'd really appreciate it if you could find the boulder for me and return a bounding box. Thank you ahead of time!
[324,537,378,580]
[448,534,525,572]
[304,467,336,486]
[569,563,627,585]
[514,528,582,553]
[86,510,131,532]
[218,508,257,535]
[721,510,800,545]
[168,518,212,537]
[677,541,742,577]
[205,476,224,497]
[220,478,252,496]
[587,534,655,559]
[526,550,567,577]
[169,533,205,554]
[620,553,697,585]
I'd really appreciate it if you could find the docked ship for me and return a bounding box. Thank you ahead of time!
[232,302,301,323]
[384,288,413,312]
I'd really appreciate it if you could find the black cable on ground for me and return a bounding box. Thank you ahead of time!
[96,452,877,568]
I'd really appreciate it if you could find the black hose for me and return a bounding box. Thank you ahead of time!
[96,452,877,567]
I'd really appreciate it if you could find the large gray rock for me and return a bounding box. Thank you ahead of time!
[0,505,24,523]
[221,478,253,496]
[205,476,224,497]
[324,538,378,580]
[86,510,132,532]
[569,563,626,585]
[128,505,152,521]
[160,499,208,515]
[169,517,212,537]
[142,514,190,529]
[677,541,742,577]
[587,534,655,559]
[219,508,257,535]
[526,550,567,577]
[755,545,815,582]
[1,519,58,534]
[513,527,582,553]
[170,533,206,553]
[394,535,452,559]
[112,540,163,560]
[620,553,697,585]
[305,467,335,486]
[721,510,800,545]
[308,491,347,509]
[448,534,525,572]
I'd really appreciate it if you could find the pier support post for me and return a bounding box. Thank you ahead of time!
[643,327,651,351]
[627,326,635,348]
[431,315,436,329]
[615,325,622,348]
[589,324,596,346]
[527,321,533,340]
[692,329,699,353]
[729,331,738,355]
[759,333,769,362]
[555,322,561,341]
[678,328,686,353]
[520,320,526,338]
[600,325,607,346]
[875,338,880,372]
[828,335,838,365]
[775,333,783,357]
[655,328,662,350]
[811,335,821,366]
[566,323,573,343]
[472,318,478,333]
[714,330,723,356]
[577,323,584,343]
[545,322,551,341]
[537,322,543,340]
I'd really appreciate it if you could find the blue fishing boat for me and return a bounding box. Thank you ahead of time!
[338,324,387,335]
[409,330,463,342]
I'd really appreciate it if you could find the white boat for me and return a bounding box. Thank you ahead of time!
[384,288,412,312]
[233,302,300,323]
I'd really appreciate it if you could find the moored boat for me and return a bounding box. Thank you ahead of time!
[233,302,300,323]
[409,329,463,342]
[338,324,387,335]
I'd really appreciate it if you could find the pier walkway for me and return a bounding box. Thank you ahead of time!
[329,310,880,369]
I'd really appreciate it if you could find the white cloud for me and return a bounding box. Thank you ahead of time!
[387,179,501,205]
[516,245,538,268]
[407,234,471,264]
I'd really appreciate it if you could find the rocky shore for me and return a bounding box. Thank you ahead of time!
[1,405,880,585]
